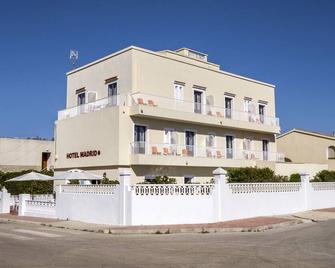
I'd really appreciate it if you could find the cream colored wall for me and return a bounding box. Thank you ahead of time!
[0,138,54,171]
[275,163,328,178]
[66,49,133,108]
[132,49,276,117]
[277,132,335,168]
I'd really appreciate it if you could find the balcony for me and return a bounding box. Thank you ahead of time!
[57,93,280,134]
[129,93,280,134]
[57,95,125,121]
[130,142,284,167]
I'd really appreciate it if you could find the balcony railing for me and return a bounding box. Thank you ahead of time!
[58,95,124,120]
[130,142,285,162]
[131,93,280,128]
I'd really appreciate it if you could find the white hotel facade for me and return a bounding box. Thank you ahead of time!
[54,46,283,183]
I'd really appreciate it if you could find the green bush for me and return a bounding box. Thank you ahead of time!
[69,179,80,185]
[0,169,54,195]
[101,177,119,184]
[227,167,289,183]
[290,173,301,182]
[313,170,335,182]
[139,175,177,184]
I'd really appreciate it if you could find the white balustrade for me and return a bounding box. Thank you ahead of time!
[229,182,302,194]
[131,141,284,162]
[61,185,119,195]
[26,200,56,207]
[311,182,335,191]
[130,184,214,196]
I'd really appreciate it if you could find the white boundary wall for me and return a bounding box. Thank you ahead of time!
[56,185,121,225]
[17,168,335,226]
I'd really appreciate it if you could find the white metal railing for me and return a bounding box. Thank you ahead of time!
[311,182,335,191]
[31,194,55,202]
[26,200,56,207]
[130,184,214,196]
[130,142,285,162]
[57,95,127,120]
[229,182,302,194]
[131,92,280,128]
[60,184,119,195]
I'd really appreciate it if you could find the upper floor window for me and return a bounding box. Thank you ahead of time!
[224,96,234,119]
[328,146,335,159]
[77,92,86,106]
[164,129,178,145]
[174,83,184,100]
[206,133,216,148]
[259,104,266,123]
[108,82,118,105]
[243,138,253,151]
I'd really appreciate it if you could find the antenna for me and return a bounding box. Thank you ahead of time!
[69,49,79,69]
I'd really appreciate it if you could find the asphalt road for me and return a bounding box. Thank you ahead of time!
[0,220,335,268]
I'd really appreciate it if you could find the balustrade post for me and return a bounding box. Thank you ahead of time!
[18,194,31,216]
[118,168,132,226]
[212,168,228,222]
[0,187,10,214]
[300,173,310,211]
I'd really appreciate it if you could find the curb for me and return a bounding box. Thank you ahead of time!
[0,217,305,235]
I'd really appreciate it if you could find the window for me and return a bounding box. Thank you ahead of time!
[193,90,203,114]
[328,146,335,159]
[164,129,177,145]
[259,104,266,124]
[225,97,233,119]
[262,140,269,160]
[185,131,195,156]
[226,135,234,159]
[184,176,194,184]
[174,84,184,100]
[134,125,147,154]
[243,138,252,151]
[77,92,86,106]
[206,134,216,148]
[108,82,118,105]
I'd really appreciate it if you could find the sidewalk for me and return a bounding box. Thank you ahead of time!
[0,212,307,234]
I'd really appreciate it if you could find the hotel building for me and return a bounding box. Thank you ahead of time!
[54,46,284,183]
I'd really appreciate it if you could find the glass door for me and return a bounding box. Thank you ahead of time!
[259,104,265,124]
[108,82,118,106]
[225,97,232,119]
[226,135,234,159]
[194,91,202,114]
[185,131,195,156]
[262,140,269,160]
[77,92,86,114]
[134,125,146,154]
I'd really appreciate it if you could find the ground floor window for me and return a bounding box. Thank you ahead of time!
[184,176,194,184]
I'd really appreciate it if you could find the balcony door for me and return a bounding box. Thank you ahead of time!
[226,135,234,159]
[225,97,233,119]
[194,90,203,114]
[262,140,269,160]
[77,92,86,114]
[185,131,195,156]
[259,104,266,124]
[108,82,118,106]
[134,125,147,154]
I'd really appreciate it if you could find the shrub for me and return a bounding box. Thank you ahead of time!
[139,175,177,184]
[290,173,301,182]
[0,169,54,195]
[69,179,80,185]
[313,170,335,182]
[101,177,119,184]
[227,167,289,183]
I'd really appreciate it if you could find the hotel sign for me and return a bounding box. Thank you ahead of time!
[66,150,101,159]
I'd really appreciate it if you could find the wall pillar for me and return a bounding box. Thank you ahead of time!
[0,187,10,214]
[18,194,31,216]
[212,168,228,222]
[300,173,310,211]
[118,168,132,226]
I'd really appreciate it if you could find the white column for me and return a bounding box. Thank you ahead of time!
[118,168,132,226]
[18,194,31,216]
[212,168,228,222]
[0,187,10,214]
[300,173,310,211]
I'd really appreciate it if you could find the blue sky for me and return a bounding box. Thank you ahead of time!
[0,0,334,138]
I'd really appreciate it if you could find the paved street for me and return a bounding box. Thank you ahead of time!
[0,220,335,268]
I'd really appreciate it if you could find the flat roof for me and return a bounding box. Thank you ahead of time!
[67,45,275,88]
[278,128,335,141]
